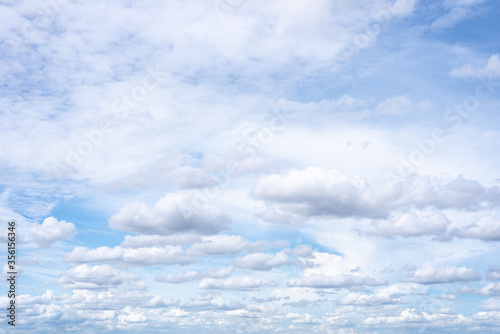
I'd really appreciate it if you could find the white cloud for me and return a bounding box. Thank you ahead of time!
[108,193,230,235]
[287,274,386,288]
[287,244,314,258]
[155,267,233,284]
[59,264,128,290]
[30,217,77,246]
[364,308,449,325]
[482,298,500,310]
[198,276,277,290]
[233,251,293,271]
[404,264,481,284]
[338,283,428,305]
[121,234,202,247]
[65,245,196,265]
[431,6,470,30]
[375,95,430,115]
[179,294,244,311]
[459,283,500,296]
[370,211,449,238]
[487,266,500,281]
[432,0,485,30]
[252,168,500,222]
[2,0,499,332]
[451,54,500,78]
[443,0,485,9]
[187,235,249,255]
[454,216,500,241]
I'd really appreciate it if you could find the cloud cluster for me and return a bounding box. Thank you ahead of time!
[454,216,500,241]
[59,264,128,290]
[370,211,449,238]
[252,168,500,223]
[338,283,428,306]
[65,245,196,266]
[198,276,277,290]
[404,265,482,284]
[233,251,294,271]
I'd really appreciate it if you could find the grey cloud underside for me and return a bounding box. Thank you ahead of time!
[108,193,231,235]
[155,267,233,284]
[369,211,450,238]
[287,274,387,288]
[404,265,482,284]
[198,276,277,291]
[252,168,500,223]
[59,264,132,290]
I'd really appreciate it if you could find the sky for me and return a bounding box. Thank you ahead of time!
[1,0,500,333]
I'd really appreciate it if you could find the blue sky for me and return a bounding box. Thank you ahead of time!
[1,0,500,333]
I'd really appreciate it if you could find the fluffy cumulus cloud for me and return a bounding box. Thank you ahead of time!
[487,267,500,281]
[288,274,387,288]
[65,245,196,266]
[155,267,233,284]
[338,283,428,306]
[370,211,450,238]
[59,264,128,290]
[233,251,294,271]
[404,265,482,284]
[459,283,500,296]
[454,216,500,241]
[108,193,231,235]
[30,217,77,246]
[252,168,500,223]
[186,235,252,255]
